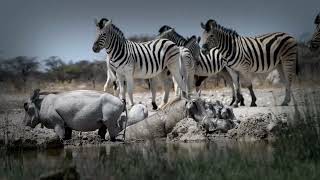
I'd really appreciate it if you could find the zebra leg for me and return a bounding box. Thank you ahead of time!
[277,64,292,106]
[167,59,188,99]
[113,80,120,97]
[194,76,208,94]
[125,75,135,107]
[248,84,257,107]
[187,69,195,98]
[103,80,109,92]
[225,67,241,108]
[158,71,172,107]
[219,69,237,106]
[149,78,158,110]
[172,77,180,97]
[118,75,127,103]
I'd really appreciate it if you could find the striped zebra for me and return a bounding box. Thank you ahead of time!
[158,26,257,107]
[201,19,298,106]
[310,13,320,51]
[92,18,188,106]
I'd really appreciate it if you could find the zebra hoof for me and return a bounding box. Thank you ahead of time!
[232,104,239,108]
[250,103,257,107]
[152,102,158,110]
[281,102,289,106]
[240,102,245,106]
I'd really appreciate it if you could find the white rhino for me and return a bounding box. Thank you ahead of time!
[23,89,125,141]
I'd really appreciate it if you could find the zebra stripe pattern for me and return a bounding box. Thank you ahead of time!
[201,19,298,106]
[92,18,188,106]
[310,13,320,51]
[158,27,256,107]
[158,26,226,77]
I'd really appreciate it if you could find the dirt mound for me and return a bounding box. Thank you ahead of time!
[228,113,288,141]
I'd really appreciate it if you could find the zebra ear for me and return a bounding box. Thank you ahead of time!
[104,19,112,27]
[201,22,206,30]
[197,36,201,43]
[315,14,320,24]
[94,18,99,27]
[31,89,41,102]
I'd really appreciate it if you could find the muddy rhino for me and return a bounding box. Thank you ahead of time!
[23,89,125,141]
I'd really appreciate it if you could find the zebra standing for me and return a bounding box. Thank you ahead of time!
[310,13,320,51]
[92,18,188,107]
[201,19,298,106]
[158,26,257,106]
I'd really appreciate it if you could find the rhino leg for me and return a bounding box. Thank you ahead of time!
[64,126,72,140]
[98,125,107,139]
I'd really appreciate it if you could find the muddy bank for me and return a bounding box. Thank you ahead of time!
[1,88,318,149]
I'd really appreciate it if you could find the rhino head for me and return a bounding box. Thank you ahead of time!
[23,89,42,128]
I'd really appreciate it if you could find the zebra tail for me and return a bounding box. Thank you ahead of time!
[178,53,188,92]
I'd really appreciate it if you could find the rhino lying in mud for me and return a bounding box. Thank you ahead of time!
[118,98,236,141]
[23,89,125,141]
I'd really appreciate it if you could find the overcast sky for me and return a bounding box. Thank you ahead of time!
[0,0,319,61]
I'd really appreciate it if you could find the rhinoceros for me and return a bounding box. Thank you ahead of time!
[23,89,125,141]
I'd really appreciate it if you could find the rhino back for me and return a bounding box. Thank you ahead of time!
[44,91,122,131]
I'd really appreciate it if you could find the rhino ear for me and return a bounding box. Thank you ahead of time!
[31,89,40,101]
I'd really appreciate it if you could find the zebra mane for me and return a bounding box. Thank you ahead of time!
[110,24,125,39]
[159,27,187,42]
[215,23,239,37]
[205,19,239,37]
[185,35,197,45]
[97,18,125,39]
[98,18,109,29]
[315,14,320,24]
[158,25,173,34]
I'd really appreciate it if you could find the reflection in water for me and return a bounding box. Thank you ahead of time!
[0,141,280,179]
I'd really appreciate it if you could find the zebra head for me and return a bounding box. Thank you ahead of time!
[309,24,320,51]
[92,18,112,53]
[310,14,320,51]
[314,13,320,24]
[200,19,219,53]
[184,36,200,60]
[158,25,173,34]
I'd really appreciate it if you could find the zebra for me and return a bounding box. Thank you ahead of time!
[158,26,257,107]
[309,13,320,51]
[103,56,120,96]
[92,18,188,107]
[200,19,298,106]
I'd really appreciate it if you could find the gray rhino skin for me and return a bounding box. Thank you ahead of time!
[23,89,124,141]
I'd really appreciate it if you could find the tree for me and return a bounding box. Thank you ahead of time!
[44,56,66,82]
[0,56,39,92]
